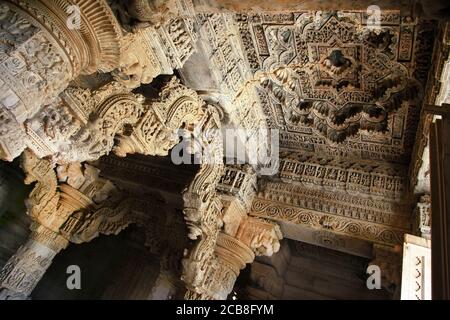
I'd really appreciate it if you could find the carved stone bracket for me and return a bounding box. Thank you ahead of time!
[183,216,282,300]
[235,217,282,257]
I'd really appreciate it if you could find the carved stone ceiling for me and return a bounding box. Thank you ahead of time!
[236,11,436,164]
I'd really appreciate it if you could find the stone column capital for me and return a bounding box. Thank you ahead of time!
[215,232,255,275]
[235,217,282,257]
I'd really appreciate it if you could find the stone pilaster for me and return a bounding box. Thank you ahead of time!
[400,234,431,300]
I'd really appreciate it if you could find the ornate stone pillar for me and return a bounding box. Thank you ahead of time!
[20,151,110,233]
[0,149,118,299]
[183,216,281,300]
[5,77,205,163]
[182,183,224,299]
[211,218,282,300]
[0,0,122,161]
[0,223,68,299]
[180,103,226,299]
[182,164,282,300]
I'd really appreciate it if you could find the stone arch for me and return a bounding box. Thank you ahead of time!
[1,76,207,165]
[114,77,205,157]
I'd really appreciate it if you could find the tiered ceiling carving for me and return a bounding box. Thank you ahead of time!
[237,11,435,162]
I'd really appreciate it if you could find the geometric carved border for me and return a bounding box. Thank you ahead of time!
[279,155,406,200]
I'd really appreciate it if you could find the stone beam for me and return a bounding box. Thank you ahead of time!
[279,154,407,200]
[277,220,373,258]
[251,196,408,246]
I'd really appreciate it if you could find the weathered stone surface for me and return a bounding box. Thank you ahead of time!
[0,0,448,300]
